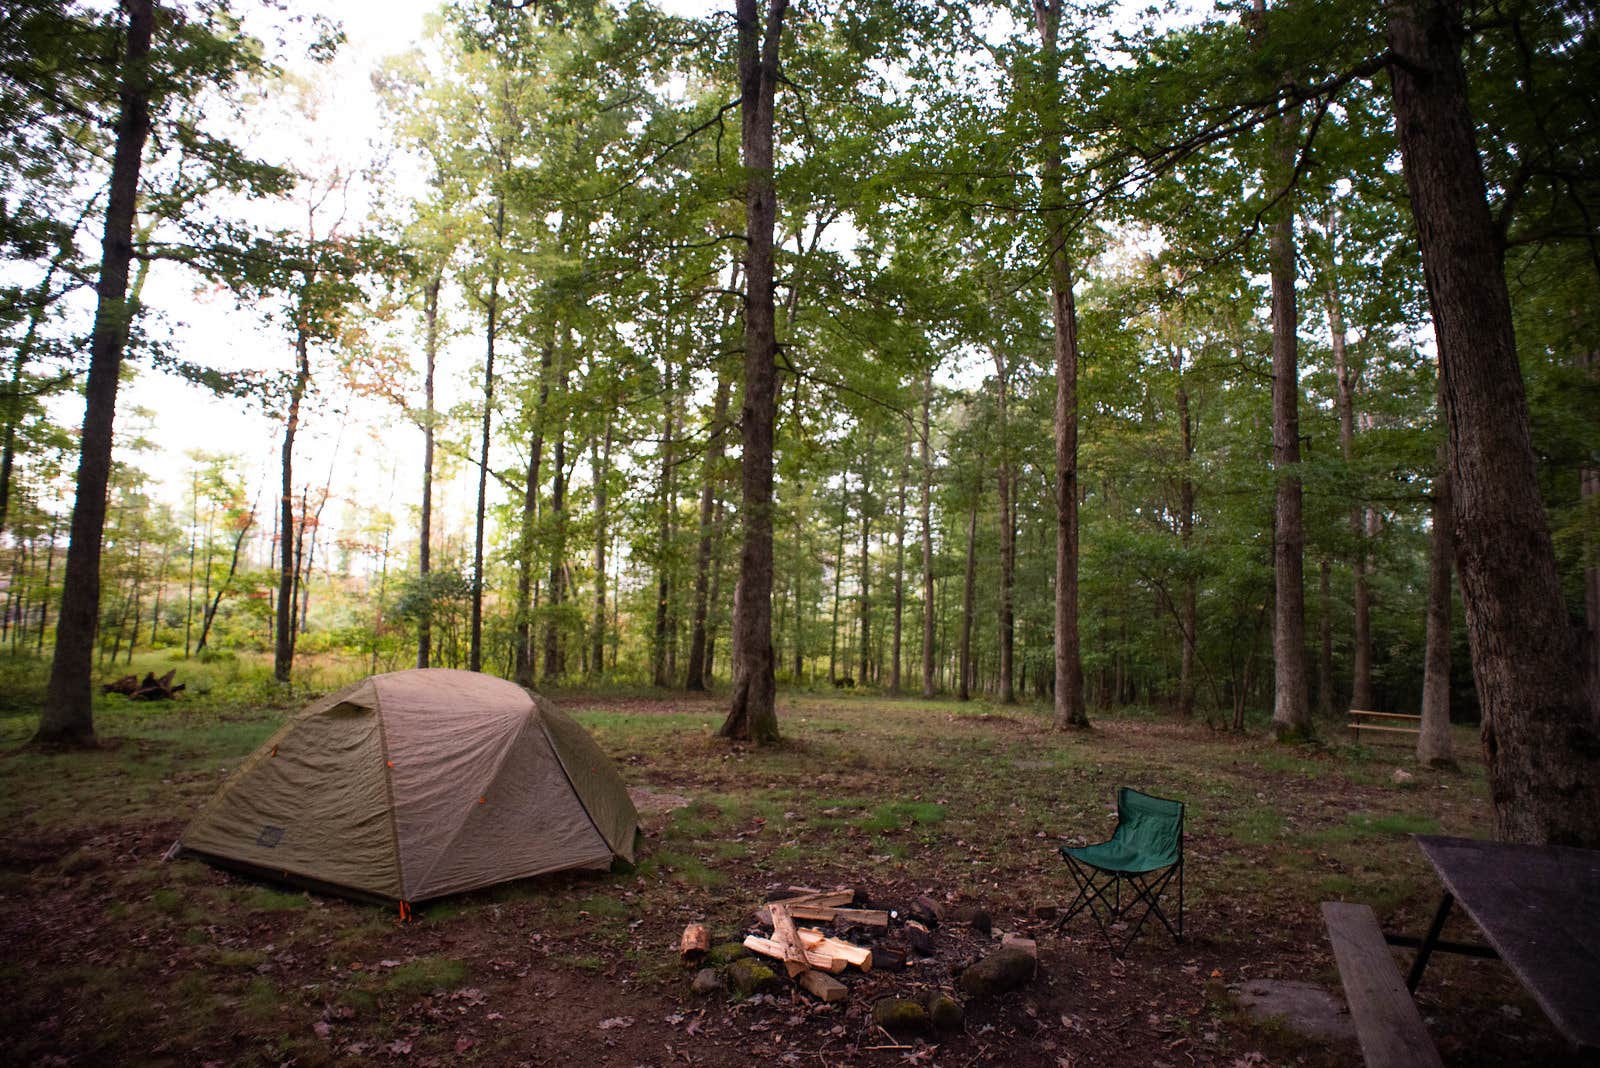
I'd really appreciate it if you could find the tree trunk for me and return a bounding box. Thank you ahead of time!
[687,364,731,690]
[272,325,311,684]
[719,0,786,742]
[958,491,978,703]
[1418,384,1456,767]
[1267,73,1311,739]
[1035,0,1087,729]
[1389,0,1600,845]
[416,270,440,669]
[470,196,505,674]
[920,372,936,697]
[1331,283,1374,711]
[891,427,910,694]
[196,504,251,653]
[38,0,155,745]
[591,402,613,677]
[654,356,676,688]
[828,484,846,683]
[543,342,570,683]
[857,444,872,686]
[993,351,1016,704]
[1177,369,1197,718]
[1583,351,1600,719]
[1317,558,1335,718]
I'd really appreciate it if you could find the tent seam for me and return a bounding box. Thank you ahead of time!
[371,680,408,901]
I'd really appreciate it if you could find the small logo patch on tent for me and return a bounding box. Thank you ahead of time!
[256,825,285,848]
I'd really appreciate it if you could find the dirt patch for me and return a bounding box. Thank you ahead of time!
[628,786,694,815]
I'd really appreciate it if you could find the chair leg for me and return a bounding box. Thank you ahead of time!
[1056,857,1123,953]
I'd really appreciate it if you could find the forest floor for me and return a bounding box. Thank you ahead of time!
[0,680,1582,1067]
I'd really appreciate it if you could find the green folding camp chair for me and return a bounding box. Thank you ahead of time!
[1055,787,1185,956]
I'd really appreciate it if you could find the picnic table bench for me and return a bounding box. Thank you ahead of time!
[1347,709,1420,744]
[1322,901,1442,1067]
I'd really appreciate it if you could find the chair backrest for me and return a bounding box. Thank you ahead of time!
[1111,787,1184,869]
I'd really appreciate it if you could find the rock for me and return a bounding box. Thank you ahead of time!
[906,921,936,957]
[1000,933,1038,959]
[706,942,749,966]
[871,998,929,1033]
[727,958,783,997]
[909,894,945,927]
[875,945,908,971]
[951,906,993,935]
[691,968,724,996]
[925,992,965,1032]
[1031,903,1059,921]
[852,888,872,907]
[1392,768,1416,786]
[959,948,1037,999]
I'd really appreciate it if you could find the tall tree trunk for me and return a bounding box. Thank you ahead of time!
[196,503,252,653]
[1035,0,1087,728]
[958,490,978,703]
[591,402,613,677]
[654,357,676,688]
[1330,281,1374,710]
[920,372,936,697]
[273,329,310,684]
[720,0,787,743]
[829,486,847,683]
[1418,381,1456,766]
[416,271,440,669]
[1389,0,1600,845]
[1317,558,1335,717]
[1176,365,1197,718]
[891,427,910,694]
[543,341,570,683]
[857,443,872,685]
[516,339,552,686]
[1266,44,1311,739]
[469,197,505,674]
[993,351,1016,704]
[1583,350,1600,719]
[38,0,155,745]
[687,364,731,690]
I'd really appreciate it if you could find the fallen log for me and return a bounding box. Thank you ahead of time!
[787,904,890,928]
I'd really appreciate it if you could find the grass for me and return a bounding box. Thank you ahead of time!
[0,679,1507,1066]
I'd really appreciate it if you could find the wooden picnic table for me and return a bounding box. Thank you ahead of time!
[1401,835,1600,1053]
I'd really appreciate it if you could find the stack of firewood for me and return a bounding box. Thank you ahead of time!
[681,887,885,1002]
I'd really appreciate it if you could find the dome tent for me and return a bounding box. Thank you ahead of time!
[175,669,639,905]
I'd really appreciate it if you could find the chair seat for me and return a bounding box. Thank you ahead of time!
[1062,839,1177,875]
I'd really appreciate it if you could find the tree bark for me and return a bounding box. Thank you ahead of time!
[1330,282,1374,711]
[1389,0,1600,844]
[591,401,613,676]
[890,427,910,694]
[515,338,552,686]
[39,0,155,744]
[1035,0,1088,728]
[273,329,310,684]
[1583,351,1600,719]
[1267,69,1311,739]
[687,364,731,690]
[469,197,504,674]
[828,484,846,683]
[857,441,872,685]
[543,341,570,683]
[1176,362,1197,718]
[958,487,978,702]
[654,356,676,688]
[1418,382,1456,767]
[920,372,936,697]
[993,350,1016,704]
[416,270,441,669]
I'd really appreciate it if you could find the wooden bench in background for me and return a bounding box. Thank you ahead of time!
[1322,901,1443,1068]
[1348,709,1421,745]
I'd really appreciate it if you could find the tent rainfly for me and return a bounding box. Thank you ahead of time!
[174,669,639,907]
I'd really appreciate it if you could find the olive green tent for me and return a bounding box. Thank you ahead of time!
[175,669,638,905]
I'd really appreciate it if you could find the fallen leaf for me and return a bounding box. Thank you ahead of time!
[597,1016,634,1030]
